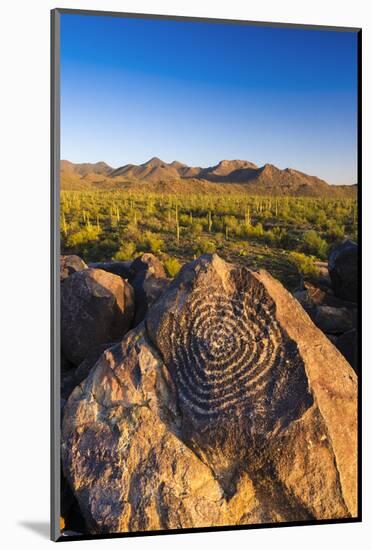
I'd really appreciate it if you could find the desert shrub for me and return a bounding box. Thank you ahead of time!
[325,222,345,241]
[179,213,192,226]
[142,231,164,253]
[198,240,217,254]
[245,222,264,239]
[114,242,137,261]
[262,229,275,245]
[66,226,101,248]
[279,230,303,251]
[190,222,203,236]
[289,252,319,277]
[224,215,239,234]
[124,223,141,243]
[303,230,328,259]
[214,232,224,246]
[95,239,118,259]
[313,210,327,227]
[164,257,181,277]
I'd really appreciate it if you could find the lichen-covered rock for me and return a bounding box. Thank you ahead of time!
[328,240,358,302]
[62,254,358,535]
[61,268,134,365]
[60,255,87,281]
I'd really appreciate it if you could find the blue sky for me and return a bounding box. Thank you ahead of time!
[60,14,358,184]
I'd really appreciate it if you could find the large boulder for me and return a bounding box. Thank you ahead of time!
[61,268,134,366]
[62,254,357,535]
[61,344,114,419]
[295,281,354,309]
[335,329,358,373]
[129,254,169,326]
[88,261,132,279]
[293,280,356,336]
[308,305,355,334]
[328,240,358,302]
[60,255,87,281]
[129,253,166,281]
[132,276,170,326]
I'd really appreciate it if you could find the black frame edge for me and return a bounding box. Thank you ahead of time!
[356,27,362,522]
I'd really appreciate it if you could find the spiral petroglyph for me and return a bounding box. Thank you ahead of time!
[62,254,358,532]
[165,270,287,419]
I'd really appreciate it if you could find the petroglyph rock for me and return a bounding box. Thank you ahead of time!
[62,254,358,534]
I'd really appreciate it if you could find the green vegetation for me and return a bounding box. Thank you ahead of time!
[61,190,358,290]
[289,252,319,277]
[164,257,182,277]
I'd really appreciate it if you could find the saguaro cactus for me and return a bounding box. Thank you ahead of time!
[61,211,68,237]
[208,210,213,233]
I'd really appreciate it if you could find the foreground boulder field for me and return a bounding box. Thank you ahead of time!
[293,241,358,372]
[61,253,358,534]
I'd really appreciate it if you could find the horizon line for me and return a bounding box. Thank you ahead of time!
[60,157,357,186]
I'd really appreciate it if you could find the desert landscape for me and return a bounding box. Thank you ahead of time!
[57,12,359,540]
[59,158,358,536]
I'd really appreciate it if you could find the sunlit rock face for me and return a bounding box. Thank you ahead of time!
[62,254,358,534]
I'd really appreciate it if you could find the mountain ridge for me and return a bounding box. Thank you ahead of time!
[60,158,357,198]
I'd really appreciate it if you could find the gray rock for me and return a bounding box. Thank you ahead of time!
[310,305,355,334]
[328,240,358,302]
[336,329,358,372]
[61,268,134,365]
[60,255,87,281]
[129,254,169,325]
[129,253,166,281]
[88,261,132,279]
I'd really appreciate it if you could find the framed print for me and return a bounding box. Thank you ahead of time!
[51,8,361,542]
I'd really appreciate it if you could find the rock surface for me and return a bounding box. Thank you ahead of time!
[62,254,358,534]
[335,329,358,373]
[129,253,166,281]
[61,268,134,365]
[88,261,132,279]
[328,240,358,302]
[293,280,357,337]
[309,305,355,334]
[60,255,87,281]
[129,254,169,326]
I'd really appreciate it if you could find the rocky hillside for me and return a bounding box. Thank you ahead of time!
[60,157,357,198]
[59,245,358,537]
[60,160,113,176]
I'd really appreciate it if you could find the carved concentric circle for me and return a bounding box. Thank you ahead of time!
[168,275,286,418]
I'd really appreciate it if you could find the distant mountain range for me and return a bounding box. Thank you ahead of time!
[60,157,357,198]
